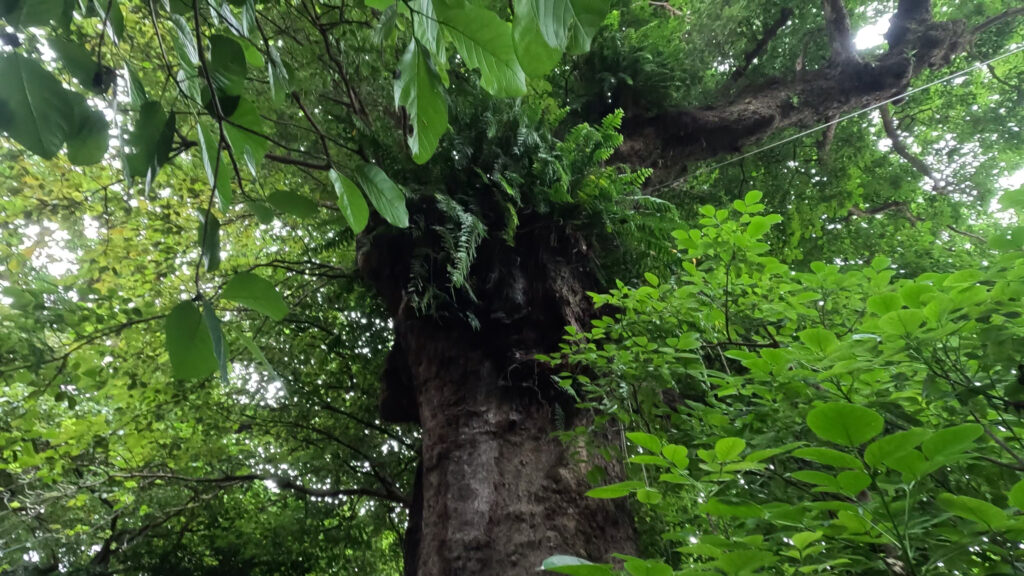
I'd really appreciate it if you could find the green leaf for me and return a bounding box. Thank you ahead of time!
[714,551,776,576]
[125,101,175,185]
[434,1,526,97]
[636,488,662,504]
[585,480,643,499]
[661,444,689,469]
[220,272,289,321]
[936,493,1006,528]
[623,559,672,576]
[268,191,319,219]
[197,211,221,272]
[790,470,838,489]
[792,447,861,469]
[528,0,608,54]
[512,0,565,77]
[209,34,247,96]
[66,105,109,166]
[0,53,74,158]
[354,163,409,228]
[837,470,870,495]
[170,14,199,67]
[798,328,838,354]
[1009,479,1024,510]
[864,428,930,468]
[223,98,269,176]
[3,0,63,27]
[330,169,369,233]
[715,437,746,461]
[197,124,233,209]
[700,498,763,518]
[806,403,884,447]
[791,531,822,550]
[541,555,613,576]
[921,423,983,462]
[267,46,290,106]
[202,301,229,383]
[164,301,218,380]
[867,292,902,316]
[745,214,781,239]
[48,37,106,93]
[626,432,662,453]
[395,40,448,164]
[879,309,926,335]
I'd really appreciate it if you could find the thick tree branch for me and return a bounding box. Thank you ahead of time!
[879,104,943,191]
[822,0,856,63]
[847,201,985,241]
[621,1,979,183]
[970,7,1024,38]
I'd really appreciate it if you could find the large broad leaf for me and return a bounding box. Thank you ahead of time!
[715,437,746,461]
[208,34,247,96]
[330,169,369,233]
[936,493,1006,529]
[864,428,930,468]
[3,0,64,27]
[93,0,125,41]
[434,1,526,97]
[125,101,175,185]
[625,432,662,453]
[512,0,563,77]
[528,0,608,54]
[395,40,448,164]
[66,103,109,166]
[223,98,269,176]
[164,301,219,380]
[48,37,108,94]
[0,53,74,158]
[170,14,199,67]
[220,272,289,321]
[268,190,319,219]
[792,447,861,469]
[806,403,884,447]
[355,163,409,228]
[921,423,983,462]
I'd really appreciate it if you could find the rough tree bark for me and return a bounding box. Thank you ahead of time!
[355,1,1022,574]
[359,220,635,576]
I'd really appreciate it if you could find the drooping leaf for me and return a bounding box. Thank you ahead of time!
[715,437,746,461]
[164,301,219,380]
[626,432,662,453]
[202,301,229,383]
[936,493,1006,528]
[223,98,269,176]
[0,53,74,158]
[792,447,862,469]
[395,40,448,164]
[4,0,63,27]
[921,423,983,462]
[330,169,369,233]
[66,104,109,166]
[806,403,884,447]
[1010,479,1024,510]
[197,211,221,272]
[220,272,289,321]
[354,163,409,228]
[512,0,563,77]
[268,191,319,219]
[197,124,233,209]
[528,0,609,54]
[433,1,526,97]
[208,34,248,96]
[48,37,108,93]
[864,428,930,468]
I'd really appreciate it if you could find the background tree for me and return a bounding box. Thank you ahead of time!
[0,0,1021,574]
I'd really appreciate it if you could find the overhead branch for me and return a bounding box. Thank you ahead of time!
[648,1,682,17]
[970,7,1024,38]
[847,201,985,241]
[621,0,983,184]
[727,7,794,85]
[821,0,856,63]
[878,104,944,191]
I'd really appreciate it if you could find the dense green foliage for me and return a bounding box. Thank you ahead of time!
[0,0,1022,573]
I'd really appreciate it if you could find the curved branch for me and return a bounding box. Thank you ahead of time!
[822,0,856,63]
[879,104,944,191]
[727,7,794,85]
[970,6,1024,37]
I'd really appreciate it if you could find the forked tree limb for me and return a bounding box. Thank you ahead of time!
[822,0,856,63]
[878,103,944,191]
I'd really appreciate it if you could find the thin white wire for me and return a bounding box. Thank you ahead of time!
[651,44,1024,192]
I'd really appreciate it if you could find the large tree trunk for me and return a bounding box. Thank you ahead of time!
[359,220,635,575]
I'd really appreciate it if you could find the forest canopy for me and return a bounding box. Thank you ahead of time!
[1,0,1023,574]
